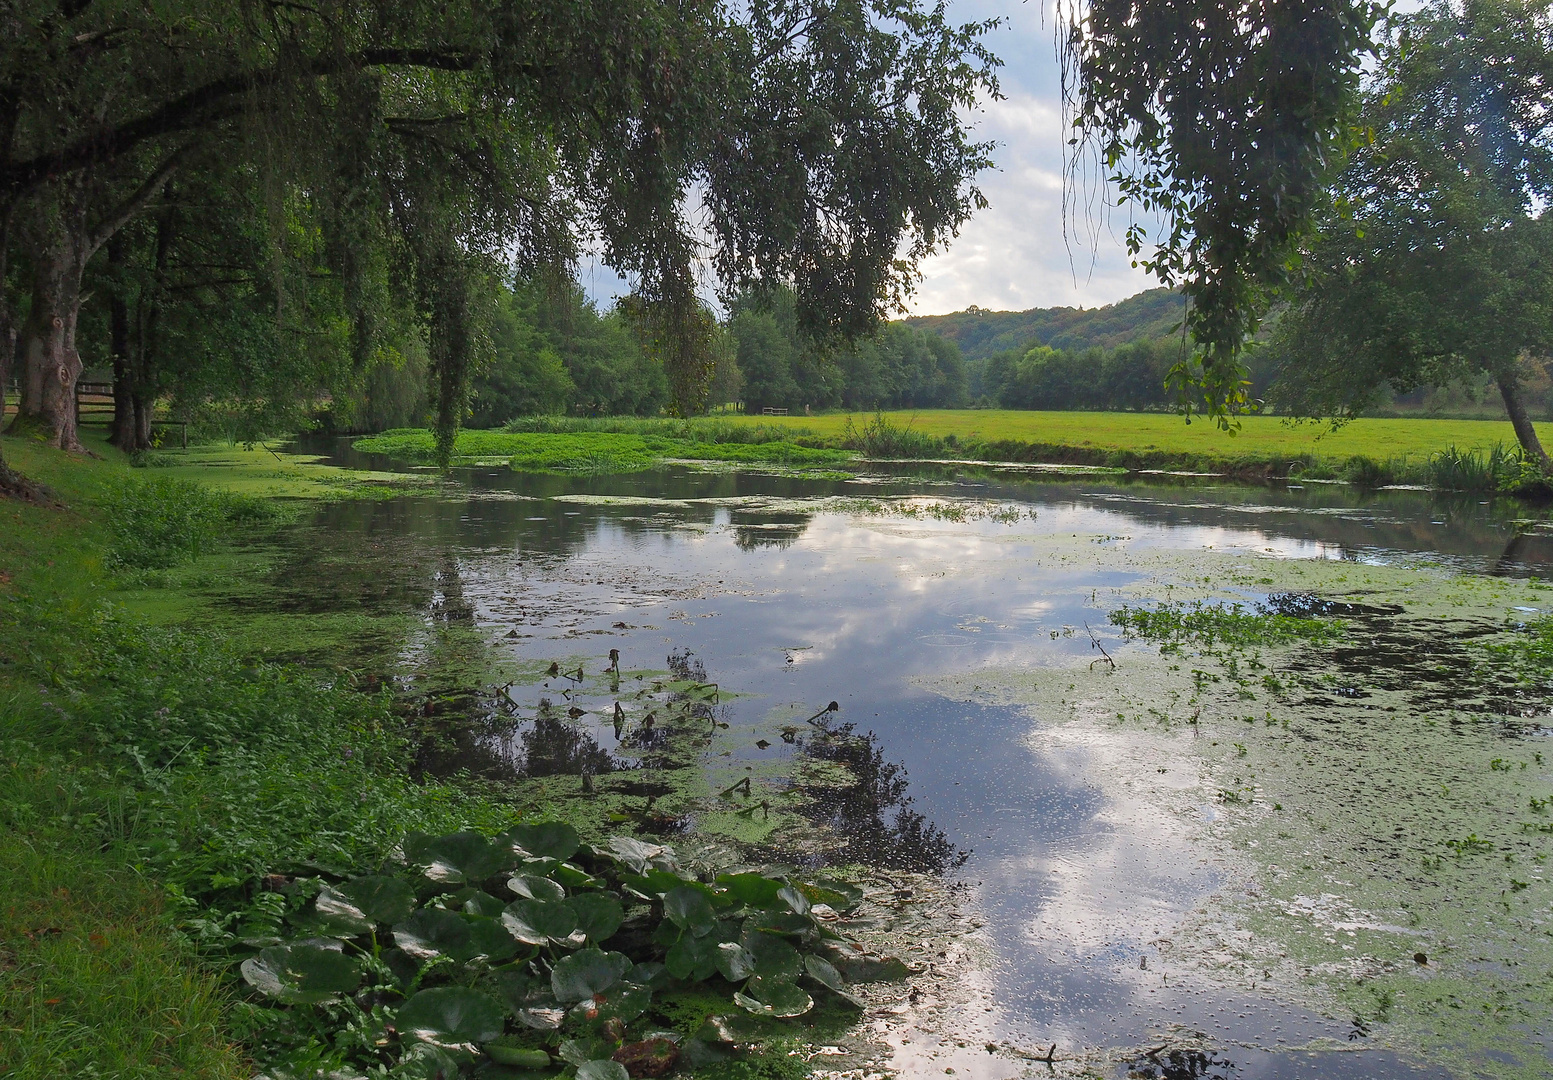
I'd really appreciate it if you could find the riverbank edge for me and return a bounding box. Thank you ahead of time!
[350,417,1547,492]
[0,436,251,1078]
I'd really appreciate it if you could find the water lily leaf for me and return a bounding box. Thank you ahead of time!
[821,943,912,982]
[485,1045,551,1069]
[396,986,505,1055]
[552,948,631,1002]
[502,898,578,945]
[570,892,624,942]
[394,908,474,961]
[576,1061,630,1080]
[514,856,560,877]
[664,930,720,981]
[381,947,421,991]
[606,836,674,874]
[560,1037,618,1065]
[664,886,717,937]
[310,885,374,935]
[568,982,650,1026]
[803,955,845,992]
[776,884,810,915]
[396,1043,463,1080]
[714,873,785,910]
[241,943,363,1004]
[794,878,863,913]
[408,830,514,884]
[553,862,603,889]
[733,976,812,1018]
[695,1012,767,1044]
[624,961,667,988]
[453,888,507,918]
[619,868,691,901]
[504,822,581,861]
[740,929,802,980]
[744,910,814,935]
[508,874,566,902]
[715,942,756,982]
[334,875,417,924]
[466,915,522,962]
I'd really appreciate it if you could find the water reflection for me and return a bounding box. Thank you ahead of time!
[258,441,1553,1076]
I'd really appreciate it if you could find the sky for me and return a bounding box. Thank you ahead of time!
[577,0,1159,319]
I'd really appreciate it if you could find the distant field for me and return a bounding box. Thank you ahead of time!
[724,410,1543,466]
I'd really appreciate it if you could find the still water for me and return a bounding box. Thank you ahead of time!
[285,448,1553,1079]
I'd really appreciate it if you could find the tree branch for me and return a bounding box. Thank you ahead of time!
[86,143,190,255]
[1,46,483,198]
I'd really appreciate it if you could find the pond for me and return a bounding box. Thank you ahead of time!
[264,446,1553,1079]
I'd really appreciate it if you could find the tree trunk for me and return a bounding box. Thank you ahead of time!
[1498,373,1551,470]
[11,189,93,451]
[107,235,137,450]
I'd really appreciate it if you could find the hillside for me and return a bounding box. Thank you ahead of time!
[904,287,1184,361]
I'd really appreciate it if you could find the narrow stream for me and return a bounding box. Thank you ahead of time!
[266,445,1553,1079]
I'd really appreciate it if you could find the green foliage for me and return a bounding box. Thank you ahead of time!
[354,429,850,474]
[215,825,879,1077]
[983,336,1190,412]
[1271,0,1553,465]
[1111,602,1345,650]
[728,290,968,413]
[838,413,945,459]
[104,476,283,569]
[905,287,1186,362]
[1065,0,1382,422]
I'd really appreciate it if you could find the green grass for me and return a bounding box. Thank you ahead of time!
[720,409,1551,473]
[0,435,520,1078]
[354,428,850,472]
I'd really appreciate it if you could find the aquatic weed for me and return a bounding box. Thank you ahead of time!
[1110,601,1345,650]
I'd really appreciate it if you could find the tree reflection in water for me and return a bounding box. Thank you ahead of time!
[518,704,616,778]
[793,718,966,874]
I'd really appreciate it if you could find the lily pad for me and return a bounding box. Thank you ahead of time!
[406,830,515,884]
[396,986,506,1055]
[576,1061,630,1080]
[508,874,567,903]
[570,892,625,942]
[240,943,363,1004]
[664,931,720,981]
[733,975,813,1018]
[664,885,717,937]
[457,889,508,918]
[715,942,756,982]
[504,821,581,862]
[331,875,417,924]
[552,948,632,1002]
[740,928,802,979]
[467,915,523,962]
[502,898,578,945]
[803,954,846,992]
[606,836,673,874]
[715,873,785,910]
[394,908,474,961]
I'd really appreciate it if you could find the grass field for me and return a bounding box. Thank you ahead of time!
[721,409,1547,468]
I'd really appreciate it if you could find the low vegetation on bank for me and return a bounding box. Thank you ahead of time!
[0,438,902,1080]
[354,411,1553,493]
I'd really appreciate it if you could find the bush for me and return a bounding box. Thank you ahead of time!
[104,476,282,569]
[838,412,944,458]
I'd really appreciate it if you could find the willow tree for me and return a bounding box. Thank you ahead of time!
[1,0,1001,479]
[1061,0,1384,423]
[1269,0,1553,468]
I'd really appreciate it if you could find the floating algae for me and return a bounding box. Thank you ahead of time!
[922,549,1553,1078]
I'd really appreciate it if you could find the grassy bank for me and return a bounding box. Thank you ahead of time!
[0,435,899,1080]
[725,409,1550,483]
[352,412,1552,490]
[354,427,851,474]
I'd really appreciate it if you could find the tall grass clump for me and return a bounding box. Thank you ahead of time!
[104,476,283,569]
[1428,442,1545,493]
[839,412,945,458]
